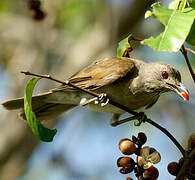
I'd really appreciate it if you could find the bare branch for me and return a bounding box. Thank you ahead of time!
[180,45,195,83]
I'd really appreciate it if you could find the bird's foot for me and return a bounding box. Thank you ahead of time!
[110,112,147,127]
[134,112,147,126]
[110,115,136,127]
[95,93,109,107]
[80,93,109,107]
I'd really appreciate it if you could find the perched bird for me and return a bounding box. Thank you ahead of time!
[2,57,189,126]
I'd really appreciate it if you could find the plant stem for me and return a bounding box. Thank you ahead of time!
[180,45,195,83]
[21,71,186,156]
[185,47,195,55]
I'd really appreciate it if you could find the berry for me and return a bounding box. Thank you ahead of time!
[117,157,135,167]
[119,166,134,174]
[138,132,147,145]
[126,177,133,180]
[167,162,180,176]
[144,166,159,180]
[117,157,135,174]
[119,138,136,155]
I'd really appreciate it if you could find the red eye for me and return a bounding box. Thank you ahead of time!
[162,71,168,79]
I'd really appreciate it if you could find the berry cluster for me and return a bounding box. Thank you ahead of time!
[117,132,161,180]
[28,0,46,20]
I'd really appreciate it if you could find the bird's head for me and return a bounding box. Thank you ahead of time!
[140,62,189,101]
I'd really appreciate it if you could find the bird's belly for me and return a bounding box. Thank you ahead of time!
[87,103,126,114]
[87,86,156,114]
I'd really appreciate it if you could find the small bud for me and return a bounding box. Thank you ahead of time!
[132,135,137,143]
[167,162,180,176]
[144,166,159,180]
[119,138,136,155]
[138,132,147,145]
[117,157,135,167]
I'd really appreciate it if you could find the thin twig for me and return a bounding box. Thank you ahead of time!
[185,47,195,55]
[146,119,186,156]
[21,71,186,156]
[180,45,195,83]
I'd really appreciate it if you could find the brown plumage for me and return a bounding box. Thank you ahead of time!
[2,57,188,125]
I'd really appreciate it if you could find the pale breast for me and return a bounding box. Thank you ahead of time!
[87,76,159,114]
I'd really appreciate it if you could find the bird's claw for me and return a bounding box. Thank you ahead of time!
[80,97,98,106]
[80,93,109,107]
[134,112,147,126]
[95,93,109,107]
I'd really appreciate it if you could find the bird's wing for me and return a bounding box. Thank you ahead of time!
[53,57,135,91]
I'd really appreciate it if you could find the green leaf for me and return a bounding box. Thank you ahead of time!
[186,21,195,45]
[182,7,195,46]
[145,10,153,19]
[141,3,195,52]
[188,0,195,8]
[117,34,132,57]
[168,0,181,10]
[24,78,57,142]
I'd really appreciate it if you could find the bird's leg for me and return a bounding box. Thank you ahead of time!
[80,93,109,107]
[80,97,98,106]
[110,112,147,127]
[134,112,147,126]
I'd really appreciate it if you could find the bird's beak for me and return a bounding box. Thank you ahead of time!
[172,83,189,101]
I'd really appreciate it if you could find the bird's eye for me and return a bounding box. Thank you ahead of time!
[162,71,168,79]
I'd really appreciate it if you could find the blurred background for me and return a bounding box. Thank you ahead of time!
[0,0,194,180]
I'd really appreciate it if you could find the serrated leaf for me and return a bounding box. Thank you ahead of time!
[141,3,195,52]
[24,78,57,142]
[117,34,132,57]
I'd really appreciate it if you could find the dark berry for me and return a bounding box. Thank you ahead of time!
[138,132,147,145]
[144,166,159,180]
[167,162,180,176]
[119,165,134,174]
[117,157,135,167]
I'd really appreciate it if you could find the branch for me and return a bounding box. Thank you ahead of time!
[185,47,195,55]
[180,45,195,83]
[176,148,195,180]
[21,71,186,156]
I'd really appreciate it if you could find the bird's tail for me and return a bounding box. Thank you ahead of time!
[2,92,76,121]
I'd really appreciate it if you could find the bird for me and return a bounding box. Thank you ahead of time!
[2,57,189,126]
